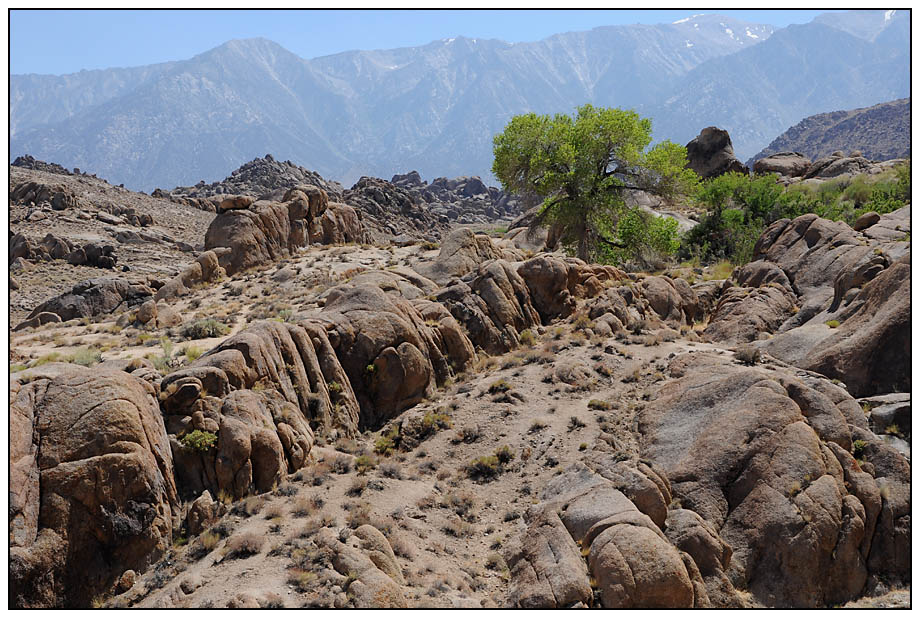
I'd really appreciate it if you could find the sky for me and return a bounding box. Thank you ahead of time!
[10,8,844,75]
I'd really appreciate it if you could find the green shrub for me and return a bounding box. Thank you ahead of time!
[467,455,500,480]
[183,344,204,363]
[374,425,400,456]
[68,347,102,367]
[852,439,868,459]
[606,207,681,269]
[518,329,537,347]
[587,399,611,411]
[181,429,217,452]
[825,320,840,329]
[182,319,229,340]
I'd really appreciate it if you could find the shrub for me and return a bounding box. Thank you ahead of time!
[518,329,537,347]
[182,344,204,362]
[852,439,868,459]
[587,399,611,411]
[825,320,840,328]
[374,425,400,456]
[354,454,376,474]
[68,347,102,367]
[182,319,229,340]
[467,455,500,480]
[224,533,264,559]
[488,379,511,394]
[494,445,515,464]
[180,430,217,453]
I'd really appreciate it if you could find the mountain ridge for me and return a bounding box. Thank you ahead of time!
[9,10,907,191]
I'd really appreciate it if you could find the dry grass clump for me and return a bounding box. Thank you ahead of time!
[224,532,264,559]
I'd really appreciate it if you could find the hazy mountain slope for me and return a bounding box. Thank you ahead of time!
[9,61,177,136]
[746,98,910,165]
[650,16,909,160]
[8,11,908,191]
[8,17,773,191]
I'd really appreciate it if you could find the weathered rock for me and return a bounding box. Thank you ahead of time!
[805,153,873,179]
[435,259,541,354]
[136,299,158,325]
[185,491,218,536]
[154,249,229,302]
[703,284,797,344]
[518,255,624,322]
[217,195,254,213]
[753,152,811,178]
[505,507,593,608]
[320,284,462,429]
[795,253,910,397]
[685,127,747,179]
[852,211,881,232]
[639,352,909,607]
[416,228,504,285]
[27,277,154,322]
[10,364,177,608]
[315,527,407,608]
[13,311,62,331]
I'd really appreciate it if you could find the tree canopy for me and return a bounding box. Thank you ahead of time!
[492,104,699,264]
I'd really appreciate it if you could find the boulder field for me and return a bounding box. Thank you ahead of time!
[8,202,910,608]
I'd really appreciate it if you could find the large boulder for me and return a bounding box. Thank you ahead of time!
[154,249,229,302]
[204,186,365,276]
[507,459,700,608]
[319,284,466,428]
[752,152,811,178]
[685,127,747,179]
[10,364,177,608]
[766,253,910,397]
[517,255,624,322]
[638,352,909,607]
[25,277,154,323]
[434,259,541,354]
[805,152,873,179]
[416,228,505,285]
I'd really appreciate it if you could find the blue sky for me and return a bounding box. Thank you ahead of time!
[11,9,842,75]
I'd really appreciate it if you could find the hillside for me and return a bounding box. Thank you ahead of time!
[9,10,907,192]
[8,154,912,609]
[746,98,910,166]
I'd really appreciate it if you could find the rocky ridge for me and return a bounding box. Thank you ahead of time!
[7,160,910,609]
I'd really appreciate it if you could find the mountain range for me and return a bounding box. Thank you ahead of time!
[746,97,910,166]
[9,10,909,192]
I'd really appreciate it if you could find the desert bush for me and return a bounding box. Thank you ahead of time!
[224,532,264,559]
[180,429,217,453]
[182,318,229,340]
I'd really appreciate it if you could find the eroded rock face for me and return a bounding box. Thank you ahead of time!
[507,459,704,608]
[518,255,625,322]
[793,253,910,397]
[204,186,366,276]
[10,364,177,608]
[638,353,909,607]
[315,526,407,608]
[416,228,506,284]
[320,284,464,429]
[154,249,229,302]
[435,259,541,354]
[159,320,356,499]
[703,284,797,344]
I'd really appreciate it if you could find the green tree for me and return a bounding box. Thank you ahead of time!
[492,104,699,263]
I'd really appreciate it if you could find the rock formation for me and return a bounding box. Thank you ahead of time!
[685,127,747,179]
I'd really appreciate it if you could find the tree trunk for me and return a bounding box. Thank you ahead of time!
[576,220,589,262]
